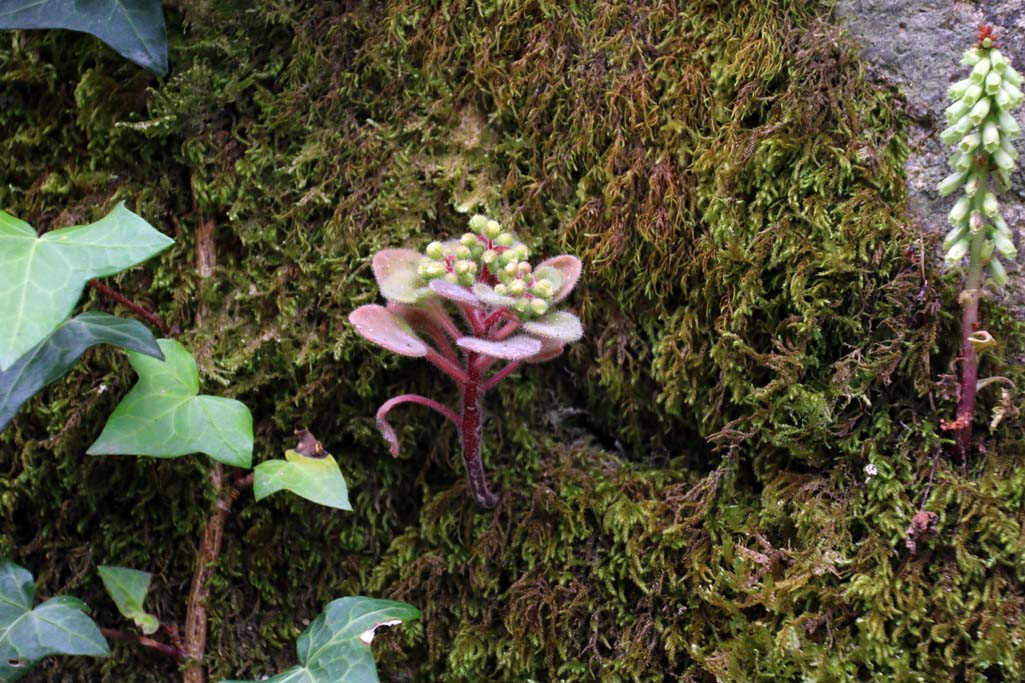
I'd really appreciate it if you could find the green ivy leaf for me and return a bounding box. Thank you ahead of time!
[220,597,419,683]
[0,203,173,371]
[86,339,254,468]
[254,449,352,511]
[0,561,109,682]
[97,566,159,635]
[0,0,168,74]
[0,312,163,432]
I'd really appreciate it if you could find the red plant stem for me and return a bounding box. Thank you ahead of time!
[459,303,485,336]
[88,280,169,333]
[425,348,468,384]
[378,393,460,427]
[460,352,499,508]
[100,627,186,660]
[423,325,460,365]
[483,308,514,331]
[955,229,988,456]
[493,319,521,341]
[483,361,522,392]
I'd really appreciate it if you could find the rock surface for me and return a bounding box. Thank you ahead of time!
[836,0,1025,312]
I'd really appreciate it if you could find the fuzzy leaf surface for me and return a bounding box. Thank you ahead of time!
[0,561,109,682]
[372,249,429,303]
[0,0,168,74]
[0,312,163,432]
[220,597,419,683]
[86,339,253,468]
[254,449,352,511]
[522,311,584,343]
[349,305,428,357]
[0,203,172,370]
[97,566,158,635]
[457,335,542,360]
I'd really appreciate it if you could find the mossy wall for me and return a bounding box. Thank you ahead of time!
[1,0,1024,681]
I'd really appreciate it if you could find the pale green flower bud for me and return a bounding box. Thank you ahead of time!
[983,121,1000,152]
[530,298,549,316]
[945,237,970,265]
[517,261,532,275]
[460,232,479,248]
[994,147,1015,171]
[998,109,1020,134]
[444,272,459,284]
[961,50,981,67]
[425,241,445,259]
[943,224,968,251]
[958,132,981,154]
[484,220,502,239]
[498,251,518,267]
[963,173,981,196]
[1004,66,1023,87]
[459,272,475,286]
[494,283,508,296]
[455,245,471,259]
[982,36,993,49]
[989,256,1008,286]
[514,298,530,314]
[482,249,499,265]
[983,192,1000,216]
[515,244,529,260]
[993,214,1012,238]
[952,151,973,173]
[949,78,974,100]
[937,171,964,197]
[424,262,447,279]
[1000,81,1025,108]
[990,49,1008,73]
[531,278,555,299]
[495,233,514,247]
[963,83,984,106]
[469,214,488,231]
[992,229,1017,258]
[508,279,526,296]
[996,168,1012,191]
[454,259,474,275]
[469,242,485,259]
[1000,137,1019,160]
[968,97,991,125]
[945,98,972,124]
[985,70,1003,95]
[980,240,995,261]
[970,211,984,234]
[949,195,971,224]
[970,56,991,84]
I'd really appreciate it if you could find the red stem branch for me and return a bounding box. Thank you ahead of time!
[426,348,468,384]
[88,280,169,333]
[459,352,499,508]
[483,361,522,392]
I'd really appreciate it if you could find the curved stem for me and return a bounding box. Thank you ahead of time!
[376,393,460,457]
[425,348,468,384]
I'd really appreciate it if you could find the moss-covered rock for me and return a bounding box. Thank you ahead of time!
[1,0,1024,681]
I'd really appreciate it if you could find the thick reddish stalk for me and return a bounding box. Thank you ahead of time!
[955,229,987,456]
[100,627,185,660]
[483,361,521,392]
[460,352,499,508]
[426,348,468,384]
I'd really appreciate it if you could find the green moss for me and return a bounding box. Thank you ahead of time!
[1,0,1025,681]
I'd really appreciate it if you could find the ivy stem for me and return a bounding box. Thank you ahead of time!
[100,627,186,660]
[955,226,988,457]
[88,280,169,333]
[460,352,499,508]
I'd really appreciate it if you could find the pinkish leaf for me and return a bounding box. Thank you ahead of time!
[372,248,430,303]
[522,311,583,342]
[387,299,460,338]
[457,335,541,360]
[472,283,517,308]
[349,305,428,357]
[534,255,581,302]
[524,336,566,364]
[429,279,482,306]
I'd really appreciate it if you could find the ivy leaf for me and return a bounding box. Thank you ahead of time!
[220,597,419,683]
[0,0,168,74]
[86,339,254,468]
[0,561,109,682]
[97,566,159,635]
[254,431,351,511]
[0,203,173,371]
[0,312,163,432]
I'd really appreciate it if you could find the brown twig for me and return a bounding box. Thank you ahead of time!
[100,627,186,660]
[88,279,169,333]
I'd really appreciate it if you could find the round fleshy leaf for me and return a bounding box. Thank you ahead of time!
[372,249,429,303]
[525,337,566,364]
[349,305,428,357]
[472,283,517,308]
[456,335,541,360]
[429,279,481,306]
[522,311,583,342]
[534,255,581,302]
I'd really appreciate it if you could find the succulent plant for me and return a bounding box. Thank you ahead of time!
[349,214,583,508]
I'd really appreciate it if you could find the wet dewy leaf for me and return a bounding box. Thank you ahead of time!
[0,0,168,74]
[522,311,584,343]
[533,255,582,302]
[0,203,173,371]
[219,596,419,683]
[97,566,159,635]
[428,279,481,306]
[471,283,516,308]
[0,312,163,432]
[0,561,109,682]
[457,335,542,360]
[86,339,254,468]
[254,449,352,511]
[349,305,429,357]
[372,249,429,303]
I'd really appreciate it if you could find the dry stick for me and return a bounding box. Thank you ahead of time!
[100,627,186,660]
[88,279,169,333]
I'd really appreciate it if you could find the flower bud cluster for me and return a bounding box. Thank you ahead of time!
[938,41,1022,286]
[416,214,557,318]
